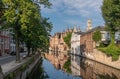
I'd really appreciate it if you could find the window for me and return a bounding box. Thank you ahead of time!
[102,33,105,39]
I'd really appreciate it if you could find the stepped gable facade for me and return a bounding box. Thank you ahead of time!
[49,26,80,54]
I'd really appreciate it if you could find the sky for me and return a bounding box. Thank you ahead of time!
[41,0,105,35]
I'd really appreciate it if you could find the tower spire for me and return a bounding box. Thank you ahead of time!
[86,19,92,31]
[78,27,81,32]
[66,26,69,33]
[73,25,77,32]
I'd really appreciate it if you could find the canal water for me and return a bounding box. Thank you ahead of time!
[42,59,81,79]
[31,54,120,79]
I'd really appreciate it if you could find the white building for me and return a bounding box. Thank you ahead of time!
[100,31,111,42]
[0,29,10,55]
[115,32,120,43]
[10,35,16,53]
[71,32,81,55]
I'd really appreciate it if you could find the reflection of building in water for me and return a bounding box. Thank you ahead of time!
[45,52,68,70]
[71,55,120,79]
[71,55,81,76]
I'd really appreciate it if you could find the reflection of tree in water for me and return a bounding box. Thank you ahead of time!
[28,59,49,79]
[63,57,71,73]
[97,73,118,79]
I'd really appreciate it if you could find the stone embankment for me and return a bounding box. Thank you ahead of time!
[85,49,120,70]
[0,54,41,79]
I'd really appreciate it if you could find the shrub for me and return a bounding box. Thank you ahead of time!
[92,30,101,43]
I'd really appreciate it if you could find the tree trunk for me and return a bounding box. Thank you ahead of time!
[110,32,115,45]
[27,45,30,57]
[32,48,34,55]
[15,33,20,63]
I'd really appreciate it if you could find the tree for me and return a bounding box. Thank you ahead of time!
[19,1,52,56]
[92,30,101,43]
[0,0,4,24]
[2,0,52,62]
[2,0,22,62]
[102,0,120,33]
[100,0,120,60]
[21,17,52,56]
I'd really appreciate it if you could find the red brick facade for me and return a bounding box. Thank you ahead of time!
[0,35,10,56]
[49,28,74,54]
[80,32,95,54]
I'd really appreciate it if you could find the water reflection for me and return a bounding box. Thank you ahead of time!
[29,59,49,79]
[45,52,69,70]
[43,59,80,79]
[71,54,120,79]
[31,53,120,79]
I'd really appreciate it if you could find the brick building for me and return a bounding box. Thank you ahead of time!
[71,19,108,57]
[80,25,111,56]
[0,29,10,56]
[49,26,79,55]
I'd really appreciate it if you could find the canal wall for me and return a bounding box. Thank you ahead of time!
[0,54,41,79]
[0,66,3,79]
[80,59,120,79]
[84,49,120,70]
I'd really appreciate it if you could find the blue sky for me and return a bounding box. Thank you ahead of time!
[41,0,105,35]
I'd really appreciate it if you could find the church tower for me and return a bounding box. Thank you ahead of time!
[86,19,92,31]
[73,25,77,32]
[78,27,81,32]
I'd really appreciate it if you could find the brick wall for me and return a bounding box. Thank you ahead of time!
[49,32,69,53]
[80,32,95,54]
[85,49,120,70]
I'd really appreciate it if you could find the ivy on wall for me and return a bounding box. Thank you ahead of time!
[92,30,101,43]
[63,32,72,48]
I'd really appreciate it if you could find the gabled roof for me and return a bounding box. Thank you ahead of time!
[82,26,105,35]
[72,26,105,36]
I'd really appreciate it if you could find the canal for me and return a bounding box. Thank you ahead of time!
[31,54,120,79]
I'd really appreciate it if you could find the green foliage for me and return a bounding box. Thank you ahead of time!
[2,0,52,58]
[64,32,72,48]
[39,0,52,8]
[101,0,120,60]
[98,37,120,61]
[0,0,4,14]
[0,0,4,24]
[92,30,101,43]
[99,42,109,47]
[5,73,15,79]
[102,0,120,32]
[63,58,71,73]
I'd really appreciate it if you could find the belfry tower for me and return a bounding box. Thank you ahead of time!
[73,25,77,32]
[86,19,92,31]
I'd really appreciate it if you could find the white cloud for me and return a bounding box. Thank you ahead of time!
[41,0,104,33]
[63,19,85,28]
[42,0,103,17]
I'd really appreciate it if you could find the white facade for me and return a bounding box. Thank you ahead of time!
[71,32,80,56]
[115,32,120,41]
[100,31,110,42]
[9,35,16,53]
